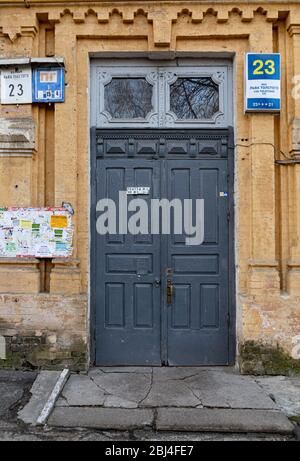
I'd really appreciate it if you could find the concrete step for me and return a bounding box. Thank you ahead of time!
[156,408,295,434]
[48,407,295,435]
[49,407,153,430]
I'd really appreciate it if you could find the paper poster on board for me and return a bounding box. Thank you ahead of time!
[0,207,73,258]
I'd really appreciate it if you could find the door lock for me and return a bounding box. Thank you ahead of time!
[154,279,161,288]
[166,279,174,304]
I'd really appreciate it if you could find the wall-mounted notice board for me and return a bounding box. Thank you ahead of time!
[0,207,73,258]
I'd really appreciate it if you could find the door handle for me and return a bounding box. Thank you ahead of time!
[166,279,174,304]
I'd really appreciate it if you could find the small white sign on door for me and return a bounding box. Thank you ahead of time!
[0,66,32,104]
[127,187,150,195]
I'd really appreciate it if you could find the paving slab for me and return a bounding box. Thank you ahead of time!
[103,395,140,409]
[156,408,295,434]
[184,370,277,409]
[49,407,154,429]
[90,370,152,406]
[255,376,300,417]
[18,370,61,425]
[140,380,202,407]
[60,374,106,407]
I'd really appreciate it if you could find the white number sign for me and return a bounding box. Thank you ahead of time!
[0,66,32,104]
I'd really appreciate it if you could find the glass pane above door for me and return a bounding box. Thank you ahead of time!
[170,77,219,120]
[104,78,154,119]
[92,62,231,128]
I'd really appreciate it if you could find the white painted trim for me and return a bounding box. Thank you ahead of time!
[36,368,70,425]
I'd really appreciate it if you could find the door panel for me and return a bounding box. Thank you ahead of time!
[166,160,229,365]
[95,159,161,365]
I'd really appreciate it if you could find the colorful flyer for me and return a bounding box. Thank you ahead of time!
[0,208,73,258]
[50,215,68,229]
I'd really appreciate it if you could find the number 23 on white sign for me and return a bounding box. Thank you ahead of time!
[0,66,32,104]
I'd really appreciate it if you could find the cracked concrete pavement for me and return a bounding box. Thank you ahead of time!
[47,367,299,436]
[55,367,282,410]
[1,368,299,440]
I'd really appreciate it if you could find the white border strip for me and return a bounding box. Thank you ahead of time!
[37,368,70,426]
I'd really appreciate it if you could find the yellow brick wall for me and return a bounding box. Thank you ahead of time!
[0,1,299,372]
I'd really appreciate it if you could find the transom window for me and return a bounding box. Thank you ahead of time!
[104,78,153,119]
[170,77,219,120]
[92,61,231,128]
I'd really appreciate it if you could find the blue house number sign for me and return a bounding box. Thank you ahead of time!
[245,53,281,112]
[32,67,65,103]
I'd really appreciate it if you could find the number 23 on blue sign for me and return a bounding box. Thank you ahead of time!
[247,53,280,80]
[252,59,276,76]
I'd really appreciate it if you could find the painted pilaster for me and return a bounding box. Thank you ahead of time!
[0,13,40,293]
[287,17,300,294]
[247,22,280,297]
[50,18,81,294]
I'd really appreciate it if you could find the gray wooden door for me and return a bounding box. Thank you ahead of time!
[91,129,234,366]
[95,159,162,365]
[164,160,229,365]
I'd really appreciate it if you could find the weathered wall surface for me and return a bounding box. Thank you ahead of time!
[0,293,87,369]
[0,1,300,373]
